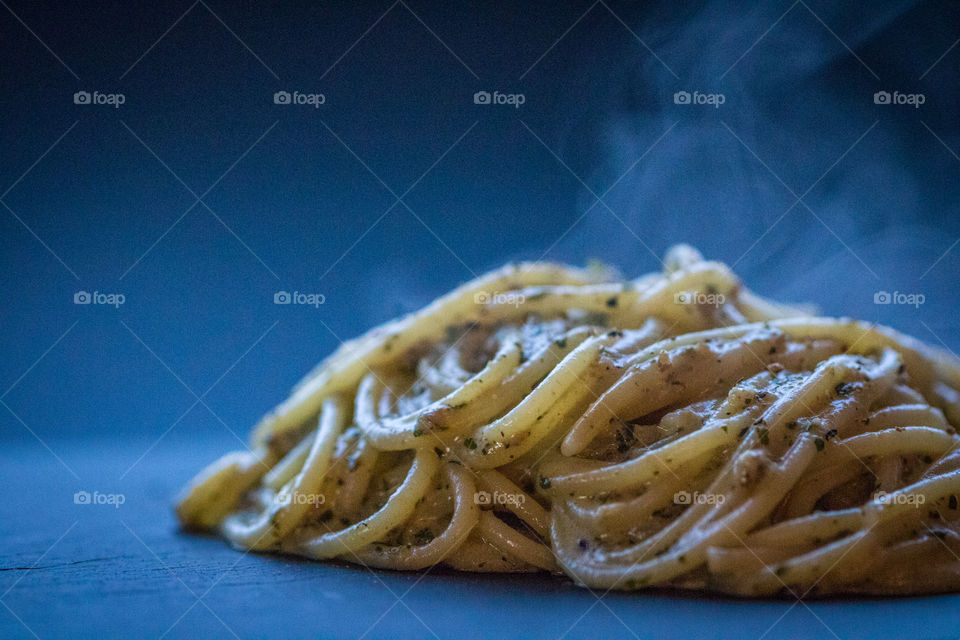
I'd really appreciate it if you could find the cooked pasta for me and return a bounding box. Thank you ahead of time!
[176,246,960,596]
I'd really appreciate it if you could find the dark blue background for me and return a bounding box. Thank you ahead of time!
[2,1,959,638]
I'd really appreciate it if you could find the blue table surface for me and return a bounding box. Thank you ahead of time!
[2,433,959,640]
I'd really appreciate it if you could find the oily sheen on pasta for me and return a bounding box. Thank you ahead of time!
[176,246,960,596]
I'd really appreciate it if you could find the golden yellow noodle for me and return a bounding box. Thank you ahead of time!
[176,246,960,596]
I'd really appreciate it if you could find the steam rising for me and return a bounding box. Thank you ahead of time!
[541,0,956,346]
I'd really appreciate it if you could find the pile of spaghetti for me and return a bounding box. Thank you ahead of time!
[177,246,960,596]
